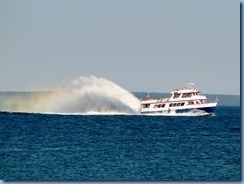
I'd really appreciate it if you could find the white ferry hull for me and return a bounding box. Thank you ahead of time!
[141,103,217,116]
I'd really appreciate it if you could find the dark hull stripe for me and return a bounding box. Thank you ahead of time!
[141,106,216,115]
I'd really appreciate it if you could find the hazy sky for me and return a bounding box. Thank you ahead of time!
[0,0,240,94]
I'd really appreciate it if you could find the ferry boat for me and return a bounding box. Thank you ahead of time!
[141,83,217,116]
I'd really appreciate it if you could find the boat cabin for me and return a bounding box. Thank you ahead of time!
[171,91,201,99]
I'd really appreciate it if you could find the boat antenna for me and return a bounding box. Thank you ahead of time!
[185,81,189,88]
[189,82,196,89]
[185,81,196,89]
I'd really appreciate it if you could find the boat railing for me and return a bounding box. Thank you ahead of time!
[141,97,169,102]
[141,97,160,101]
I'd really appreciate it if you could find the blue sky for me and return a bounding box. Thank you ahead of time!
[0,0,240,95]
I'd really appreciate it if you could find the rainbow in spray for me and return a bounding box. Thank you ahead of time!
[0,76,141,114]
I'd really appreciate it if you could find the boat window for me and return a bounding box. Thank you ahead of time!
[169,103,173,107]
[188,101,194,105]
[173,93,180,99]
[157,104,165,108]
[158,104,165,108]
[142,104,150,108]
[182,93,191,98]
[181,102,185,106]
[173,103,177,107]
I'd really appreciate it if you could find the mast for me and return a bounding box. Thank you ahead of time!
[186,82,196,90]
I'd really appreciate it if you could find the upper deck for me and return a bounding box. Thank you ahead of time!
[141,82,207,104]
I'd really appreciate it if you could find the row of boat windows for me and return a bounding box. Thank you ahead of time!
[154,104,166,108]
[169,102,185,107]
[173,93,200,99]
[142,100,206,108]
[142,102,185,108]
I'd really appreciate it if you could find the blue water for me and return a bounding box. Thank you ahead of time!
[0,106,240,180]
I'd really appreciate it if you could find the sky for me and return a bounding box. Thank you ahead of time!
[0,0,240,95]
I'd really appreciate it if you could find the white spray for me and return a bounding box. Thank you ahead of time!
[36,76,141,114]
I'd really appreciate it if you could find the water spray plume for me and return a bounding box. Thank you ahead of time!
[0,76,141,114]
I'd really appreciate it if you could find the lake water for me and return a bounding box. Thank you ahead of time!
[0,106,240,180]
